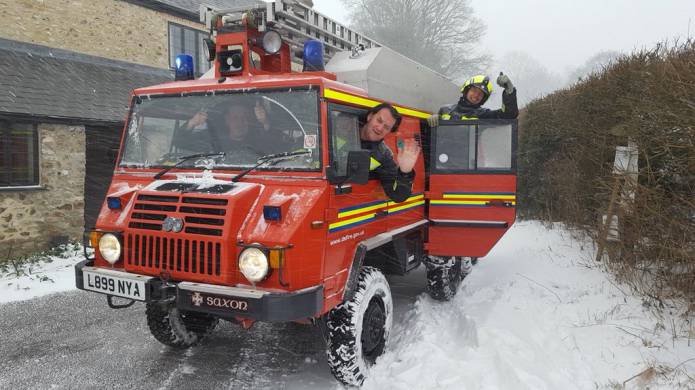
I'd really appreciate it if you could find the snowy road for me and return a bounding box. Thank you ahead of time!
[0,222,692,389]
[0,266,428,389]
[0,287,341,389]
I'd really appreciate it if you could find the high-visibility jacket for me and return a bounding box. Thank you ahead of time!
[360,139,414,203]
[438,88,519,121]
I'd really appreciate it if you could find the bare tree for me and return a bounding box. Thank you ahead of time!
[567,50,623,84]
[489,51,565,108]
[342,0,489,79]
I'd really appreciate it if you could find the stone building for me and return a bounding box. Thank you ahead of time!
[0,0,256,257]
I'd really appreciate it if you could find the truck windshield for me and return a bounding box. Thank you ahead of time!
[120,89,320,171]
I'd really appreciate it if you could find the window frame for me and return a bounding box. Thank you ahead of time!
[118,87,324,172]
[327,103,367,178]
[167,22,211,77]
[0,119,40,189]
[430,119,518,175]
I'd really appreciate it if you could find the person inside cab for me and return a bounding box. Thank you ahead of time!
[181,101,276,159]
[429,73,519,126]
[359,103,420,203]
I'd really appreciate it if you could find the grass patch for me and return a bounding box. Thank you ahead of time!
[0,241,83,281]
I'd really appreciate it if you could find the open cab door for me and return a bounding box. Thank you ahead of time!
[426,119,517,258]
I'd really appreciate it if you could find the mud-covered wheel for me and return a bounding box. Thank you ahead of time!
[146,303,218,348]
[425,256,464,301]
[324,266,393,386]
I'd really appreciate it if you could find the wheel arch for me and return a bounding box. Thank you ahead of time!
[341,220,428,301]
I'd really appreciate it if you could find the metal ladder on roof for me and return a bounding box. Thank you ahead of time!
[199,0,382,63]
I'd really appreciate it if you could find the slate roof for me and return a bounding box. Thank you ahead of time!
[0,38,173,123]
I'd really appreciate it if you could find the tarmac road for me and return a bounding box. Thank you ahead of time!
[0,270,426,390]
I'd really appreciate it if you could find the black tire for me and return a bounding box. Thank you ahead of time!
[324,267,393,386]
[425,256,463,301]
[146,303,218,348]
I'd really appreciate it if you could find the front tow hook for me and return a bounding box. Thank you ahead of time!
[107,295,135,309]
[154,281,177,306]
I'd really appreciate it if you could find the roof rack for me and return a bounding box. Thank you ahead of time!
[200,0,382,63]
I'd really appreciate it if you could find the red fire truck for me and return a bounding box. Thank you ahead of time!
[75,1,517,385]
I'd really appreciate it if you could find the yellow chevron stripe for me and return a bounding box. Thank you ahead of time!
[443,194,516,200]
[431,200,487,205]
[387,194,424,207]
[324,89,377,108]
[323,89,430,119]
[431,200,517,206]
[329,213,375,230]
[338,202,388,219]
[395,106,431,119]
[338,194,425,219]
[388,199,425,213]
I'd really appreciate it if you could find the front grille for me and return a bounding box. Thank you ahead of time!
[185,216,224,225]
[134,203,176,212]
[123,191,234,282]
[179,206,225,216]
[137,194,179,203]
[182,197,228,206]
[132,212,167,221]
[128,193,228,236]
[125,233,222,276]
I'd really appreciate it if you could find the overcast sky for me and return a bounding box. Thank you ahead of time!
[313,0,694,74]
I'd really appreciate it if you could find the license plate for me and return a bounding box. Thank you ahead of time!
[83,270,148,301]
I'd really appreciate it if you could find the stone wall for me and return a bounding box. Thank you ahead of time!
[0,0,209,259]
[0,0,205,69]
[0,124,86,258]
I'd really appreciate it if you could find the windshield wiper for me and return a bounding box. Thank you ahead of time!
[153,152,226,180]
[231,150,311,183]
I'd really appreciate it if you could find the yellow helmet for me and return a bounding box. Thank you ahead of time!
[460,75,492,106]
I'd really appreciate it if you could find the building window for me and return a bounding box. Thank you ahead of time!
[0,121,39,187]
[168,22,210,76]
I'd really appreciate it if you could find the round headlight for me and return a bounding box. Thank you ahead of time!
[239,247,269,283]
[99,233,122,265]
[262,30,283,54]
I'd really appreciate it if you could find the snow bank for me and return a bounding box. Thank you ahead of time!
[0,243,84,304]
[363,221,694,389]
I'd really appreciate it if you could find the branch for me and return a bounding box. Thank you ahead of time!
[516,273,563,303]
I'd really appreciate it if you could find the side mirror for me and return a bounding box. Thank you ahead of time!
[345,150,371,185]
[327,150,371,185]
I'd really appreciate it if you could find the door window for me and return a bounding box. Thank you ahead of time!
[477,123,512,170]
[435,124,476,170]
[433,120,515,173]
[329,109,362,176]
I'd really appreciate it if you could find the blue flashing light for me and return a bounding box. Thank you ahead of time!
[107,197,122,210]
[174,54,195,81]
[303,40,325,72]
[263,205,282,222]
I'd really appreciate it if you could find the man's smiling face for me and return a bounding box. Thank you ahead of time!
[360,108,396,142]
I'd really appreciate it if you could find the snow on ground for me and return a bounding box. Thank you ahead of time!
[0,222,692,389]
[0,243,84,304]
[363,221,694,390]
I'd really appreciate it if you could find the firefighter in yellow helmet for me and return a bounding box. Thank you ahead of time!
[429,73,518,126]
